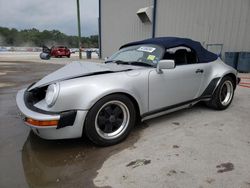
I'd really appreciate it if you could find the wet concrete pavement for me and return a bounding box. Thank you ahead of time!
[0,61,62,187]
[0,58,250,188]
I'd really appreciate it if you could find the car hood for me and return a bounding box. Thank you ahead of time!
[28,61,140,90]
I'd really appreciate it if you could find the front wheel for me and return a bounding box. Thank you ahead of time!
[84,94,136,146]
[206,76,235,110]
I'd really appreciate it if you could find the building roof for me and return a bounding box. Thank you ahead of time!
[120,37,218,63]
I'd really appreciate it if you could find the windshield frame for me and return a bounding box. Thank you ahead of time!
[107,44,165,67]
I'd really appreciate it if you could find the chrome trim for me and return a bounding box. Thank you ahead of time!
[95,100,130,140]
[219,80,234,106]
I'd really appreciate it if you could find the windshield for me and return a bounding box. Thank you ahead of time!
[107,44,164,67]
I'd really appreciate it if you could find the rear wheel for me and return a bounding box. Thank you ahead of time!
[206,76,235,110]
[84,94,136,146]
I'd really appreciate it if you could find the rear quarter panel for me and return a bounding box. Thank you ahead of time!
[198,59,237,96]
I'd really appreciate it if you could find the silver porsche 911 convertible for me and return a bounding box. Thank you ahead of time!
[16,37,240,146]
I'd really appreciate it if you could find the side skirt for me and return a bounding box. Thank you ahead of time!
[141,97,210,121]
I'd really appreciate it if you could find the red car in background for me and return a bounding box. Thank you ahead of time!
[50,46,71,58]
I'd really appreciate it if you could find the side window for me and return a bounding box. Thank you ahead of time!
[186,51,198,64]
[163,47,198,66]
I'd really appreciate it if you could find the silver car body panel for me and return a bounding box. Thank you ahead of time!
[36,67,150,115]
[16,58,237,140]
[29,62,142,90]
[148,62,205,111]
[148,58,237,112]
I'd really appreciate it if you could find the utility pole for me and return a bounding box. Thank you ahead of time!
[76,0,82,59]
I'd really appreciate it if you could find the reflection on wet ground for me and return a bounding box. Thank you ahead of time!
[22,126,143,188]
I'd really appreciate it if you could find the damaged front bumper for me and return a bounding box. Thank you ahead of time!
[16,89,87,139]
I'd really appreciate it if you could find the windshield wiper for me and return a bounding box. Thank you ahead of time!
[104,60,127,64]
[104,60,113,64]
[115,60,130,65]
[116,60,152,67]
[128,61,153,67]
[105,60,153,67]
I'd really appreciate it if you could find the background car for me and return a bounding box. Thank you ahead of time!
[50,46,71,58]
[17,37,239,146]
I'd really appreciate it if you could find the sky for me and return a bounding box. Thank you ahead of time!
[0,0,99,36]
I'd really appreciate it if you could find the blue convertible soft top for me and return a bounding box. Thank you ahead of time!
[120,37,218,63]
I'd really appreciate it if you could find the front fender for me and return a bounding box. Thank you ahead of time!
[36,71,149,115]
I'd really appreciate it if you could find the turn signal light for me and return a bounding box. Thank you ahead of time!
[25,118,58,127]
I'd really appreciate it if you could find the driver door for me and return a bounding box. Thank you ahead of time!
[148,63,204,112]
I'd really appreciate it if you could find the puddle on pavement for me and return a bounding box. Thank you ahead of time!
[205,177,215,184]
[126,159,151,169]
[172,145,180,148]
[167,170,177,176]
[22,124,146,188]
[216,162,234,173]
[172,122,180,125]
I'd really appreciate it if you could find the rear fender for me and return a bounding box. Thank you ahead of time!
[200,60,237,98]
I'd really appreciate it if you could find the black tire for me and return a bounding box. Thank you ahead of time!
[84,94,136,146]
[206,76,235,110]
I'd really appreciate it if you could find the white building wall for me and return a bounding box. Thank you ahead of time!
[101,0,153,57]
[156,0,250,54]
[101,0,250,57]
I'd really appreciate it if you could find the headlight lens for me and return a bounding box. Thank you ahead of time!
[45,83,59,107]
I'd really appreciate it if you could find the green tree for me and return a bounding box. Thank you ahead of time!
[0,26,99,48]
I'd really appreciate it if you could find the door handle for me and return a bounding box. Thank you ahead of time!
[195,69,204,73]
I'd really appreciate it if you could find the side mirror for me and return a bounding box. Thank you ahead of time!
[104,57,109,61]
[156,60,175,73]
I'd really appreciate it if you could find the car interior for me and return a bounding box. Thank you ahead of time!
[163,47,198,65]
